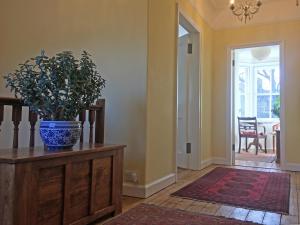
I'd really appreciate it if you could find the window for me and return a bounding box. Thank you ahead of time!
[255,65,280,119]
[237,66,250,117]
[178,25,189,37]
[236,62,280,121]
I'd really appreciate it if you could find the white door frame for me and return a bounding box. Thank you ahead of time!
[175,6,202,171]
[226,41,286,168]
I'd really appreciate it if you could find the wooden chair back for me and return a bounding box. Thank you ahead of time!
[238,117,258,137]
[0,97,105,149]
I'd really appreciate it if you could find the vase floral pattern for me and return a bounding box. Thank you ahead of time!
[40,121,81,149]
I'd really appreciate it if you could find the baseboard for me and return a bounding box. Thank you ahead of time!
[200,158,213,169]
[283,163,300,172]
[213,157,230,165]
[123,173,176,198]
[201,157,229,169]
[123,183,146,198]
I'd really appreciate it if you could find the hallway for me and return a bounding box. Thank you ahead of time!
[119,165,299,225]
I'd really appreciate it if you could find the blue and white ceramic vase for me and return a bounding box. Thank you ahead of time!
[40,121,82,149]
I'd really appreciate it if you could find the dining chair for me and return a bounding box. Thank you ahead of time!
[238,117,267,155]
[272,123,280,152]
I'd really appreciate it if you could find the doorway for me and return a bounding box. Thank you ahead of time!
[176,14,201,170]
[230,44,283,169]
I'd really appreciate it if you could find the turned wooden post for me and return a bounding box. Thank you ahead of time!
[0,105,3,132]
[0,97,105,148]
[89,110,95,144]
[12,105,22,148]
[28,110,38,148]
[95,99,105,144]
[79,110,86,143]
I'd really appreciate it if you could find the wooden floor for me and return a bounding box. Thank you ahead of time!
[235,149,279,169]
[119,164,299,225]
[236,159,280,169]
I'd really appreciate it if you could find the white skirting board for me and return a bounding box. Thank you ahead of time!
[201,157,229,169]
[123,173,176,198]
[283,163,300,172]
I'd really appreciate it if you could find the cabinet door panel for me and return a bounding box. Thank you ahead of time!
[36,166,64,225]
[68,161,92,223]
[92,157,113,212]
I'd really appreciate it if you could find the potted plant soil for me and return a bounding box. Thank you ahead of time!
[5,50,105,149]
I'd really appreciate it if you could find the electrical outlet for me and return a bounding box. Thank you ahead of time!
[124,171,138,183]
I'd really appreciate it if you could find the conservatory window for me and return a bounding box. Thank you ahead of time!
[255,65,280,119]
[237,62,280,121]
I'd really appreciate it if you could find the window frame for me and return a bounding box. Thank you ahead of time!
[235,61,280,123]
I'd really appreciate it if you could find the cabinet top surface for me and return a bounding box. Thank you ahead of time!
[0,143,126,163]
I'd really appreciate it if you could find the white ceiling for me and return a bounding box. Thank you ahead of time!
[189,0,300,30]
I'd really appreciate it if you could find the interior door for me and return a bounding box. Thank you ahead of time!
[177,34,191,169]
[231,50,236,165]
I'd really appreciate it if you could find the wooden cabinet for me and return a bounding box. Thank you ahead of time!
[0,144,125,225]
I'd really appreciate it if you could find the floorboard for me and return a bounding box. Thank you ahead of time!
[105,163,299,225]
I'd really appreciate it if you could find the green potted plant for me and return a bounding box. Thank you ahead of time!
[272,96,280,118]
[5,50,106,149]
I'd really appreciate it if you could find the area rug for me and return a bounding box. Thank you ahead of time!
[235,152,276,163]
[104,203,259,225]
[172,167,290,214]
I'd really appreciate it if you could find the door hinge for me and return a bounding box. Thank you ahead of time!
[187,43,192,54]
[232,59,235,67]
[186,143,191,154]
[232,144,235,151]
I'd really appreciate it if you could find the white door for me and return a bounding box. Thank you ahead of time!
[231,50,236,165]
[177,34,191,169]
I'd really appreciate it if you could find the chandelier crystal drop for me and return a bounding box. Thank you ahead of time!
[229,0,262,24]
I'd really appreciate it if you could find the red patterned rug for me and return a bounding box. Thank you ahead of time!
[104,204,259,225]
[172,167,290,214]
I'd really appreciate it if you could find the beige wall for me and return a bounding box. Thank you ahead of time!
[145,0,177,183]
[213,20,300,164]
[0,0,148,183]
[0,0,215,187]
[145,0,214,184]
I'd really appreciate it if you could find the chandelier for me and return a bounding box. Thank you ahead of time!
[230,0,299,24]
[229,0,262,23]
